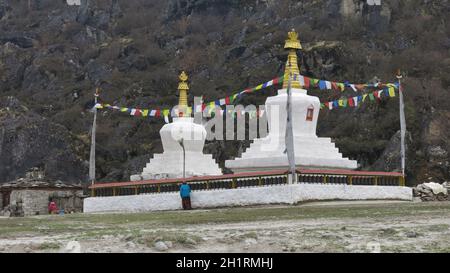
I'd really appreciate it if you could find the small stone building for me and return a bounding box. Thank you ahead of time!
[0,169,84,217]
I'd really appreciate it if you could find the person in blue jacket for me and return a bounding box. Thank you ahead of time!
[179,182,192,210]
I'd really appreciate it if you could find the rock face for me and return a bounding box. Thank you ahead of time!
[0,97,88,183]
[370,130,412,173]
[0,0,449,185]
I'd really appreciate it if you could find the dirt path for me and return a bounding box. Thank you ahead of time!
[0,201,449,253]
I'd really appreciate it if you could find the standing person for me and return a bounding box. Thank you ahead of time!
[179,182,191,210]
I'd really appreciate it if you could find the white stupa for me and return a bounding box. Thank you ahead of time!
[225,30,358,173]
[131,72,222,181]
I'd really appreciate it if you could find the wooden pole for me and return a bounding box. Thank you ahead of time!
[285,61,297,183]
[397,70,406,177]
[89,88,99,187]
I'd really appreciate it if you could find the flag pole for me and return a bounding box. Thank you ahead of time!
[396,70,406,177]
[285,60,296,183]
[89,88,99,186]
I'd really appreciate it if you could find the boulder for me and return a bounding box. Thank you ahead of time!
[413,182,449,202]
[423,182,448,195]
[154,241,168,251]
[164,241,173,248]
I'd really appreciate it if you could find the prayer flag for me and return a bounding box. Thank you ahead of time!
[389,87,396,97]
[348,98,354,107]
[273,77,279,85]
[319,80,327,90]
[299,75,305,87]
[162,109,170,118]
[304,76,310,88]
[331,82,338,90]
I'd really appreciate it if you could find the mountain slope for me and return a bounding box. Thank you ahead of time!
[0,0,449,185]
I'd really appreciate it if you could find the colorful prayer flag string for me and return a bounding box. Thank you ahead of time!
[320,86,397,110]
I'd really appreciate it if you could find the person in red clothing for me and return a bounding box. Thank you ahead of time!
[48,200,58,214]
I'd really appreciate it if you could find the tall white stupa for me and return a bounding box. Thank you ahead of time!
[225,30,358,173]
[131,71,222,181]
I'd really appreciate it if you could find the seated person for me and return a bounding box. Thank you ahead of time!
[48,200,58,214]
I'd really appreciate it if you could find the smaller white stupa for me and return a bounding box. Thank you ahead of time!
[131,72,222,181]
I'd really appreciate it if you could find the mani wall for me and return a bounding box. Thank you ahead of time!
[6,189,84,216]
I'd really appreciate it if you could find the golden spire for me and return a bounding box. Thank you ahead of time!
[177,71,189,117]
[178,71,189,107]
[282,29,302,89]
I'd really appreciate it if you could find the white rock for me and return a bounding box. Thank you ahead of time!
[130,175,142,181]
[185,238,197,245]
[125,242,136,249]
[164,241,173,248]
[423,182,447,195]
[244,238,257,246]
[154,241,168,251]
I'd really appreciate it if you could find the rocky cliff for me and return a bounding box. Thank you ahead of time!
[0,0,449,185]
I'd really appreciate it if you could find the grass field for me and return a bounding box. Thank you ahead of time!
[1,201,450,253]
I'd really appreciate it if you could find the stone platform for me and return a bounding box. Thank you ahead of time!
[84,184,412,213]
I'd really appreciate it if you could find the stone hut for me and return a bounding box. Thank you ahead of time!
[0,168,84,217]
